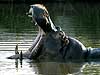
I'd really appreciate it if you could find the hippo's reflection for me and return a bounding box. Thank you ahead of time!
[15,59,86,75]
[14,59,86,75]
[29,61,86,75]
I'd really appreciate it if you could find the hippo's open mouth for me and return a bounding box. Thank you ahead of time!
[26,4,58,33]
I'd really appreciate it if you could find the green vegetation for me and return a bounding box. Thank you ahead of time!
[0,4,35,33]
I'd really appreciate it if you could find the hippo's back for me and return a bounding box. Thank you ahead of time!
[64,37,86,59]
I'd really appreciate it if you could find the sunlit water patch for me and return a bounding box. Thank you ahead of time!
[0,51,86,75]
[0,51,37,75]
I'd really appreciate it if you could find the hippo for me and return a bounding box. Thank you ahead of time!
[7,4,100,61]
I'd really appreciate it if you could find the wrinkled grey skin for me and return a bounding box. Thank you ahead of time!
[7,4,100,61]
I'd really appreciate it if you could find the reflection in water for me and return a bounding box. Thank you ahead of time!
[14,59,100,75]
[15,59,23,69]
[28,61,85,75]
[13,58,86,75]
[15,59,19,69]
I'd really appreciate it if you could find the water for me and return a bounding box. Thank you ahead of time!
[0,2,100,75]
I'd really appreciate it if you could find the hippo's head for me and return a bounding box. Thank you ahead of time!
[26,4,57,33]
[26,4,69,60]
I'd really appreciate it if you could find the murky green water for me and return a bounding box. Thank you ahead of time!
[0,2,100,75]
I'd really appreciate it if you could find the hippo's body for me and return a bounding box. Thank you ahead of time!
[7,4,100,61]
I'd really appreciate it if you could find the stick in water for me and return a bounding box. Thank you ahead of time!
[15,44,19,54]
[20,50,23,60]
